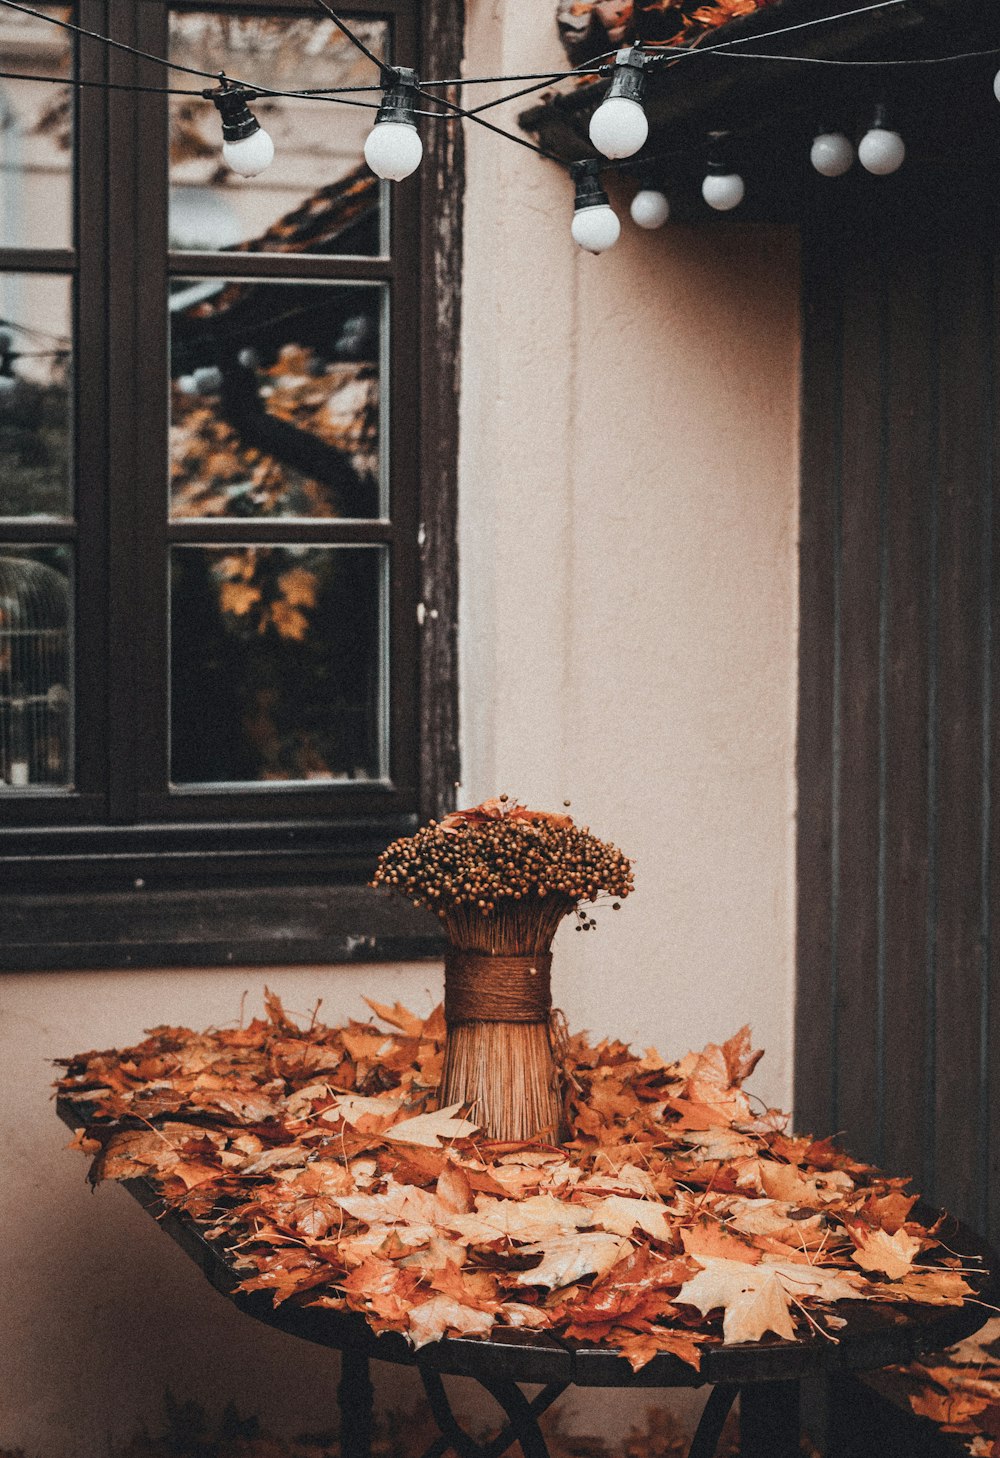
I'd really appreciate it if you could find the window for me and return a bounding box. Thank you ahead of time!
[0,1,460,965]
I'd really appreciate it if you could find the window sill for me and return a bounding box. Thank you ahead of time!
[2,882,446,972]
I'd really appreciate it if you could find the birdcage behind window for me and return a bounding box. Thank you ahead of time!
[0,554,70,788]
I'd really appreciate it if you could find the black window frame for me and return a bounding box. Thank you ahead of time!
[0,0,461,968]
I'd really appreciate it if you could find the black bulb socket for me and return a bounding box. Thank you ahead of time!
[374,66,419,126]
[572,159,611,212]
[606,45,651,106]
[204,83,261,142]
[705,130,735,171]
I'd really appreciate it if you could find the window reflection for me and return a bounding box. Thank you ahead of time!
[170,279,382,519]
[170,545,385,786]
[169,11,386,256]
[0,5,73,251]
[0,274,72,518]
[0,546,72,789]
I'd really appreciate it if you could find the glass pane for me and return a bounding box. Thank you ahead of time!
[170,279,383,520]
[170,545,385,785]
[168,11,387,256]
[0,273,72,517]
[0,545,72,790]
[0,4,73,251]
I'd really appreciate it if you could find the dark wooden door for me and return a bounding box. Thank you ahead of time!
[795,177,1000,1248]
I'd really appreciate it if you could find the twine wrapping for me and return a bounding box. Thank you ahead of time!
[440,948,564,1141]
[443,950,553,1024]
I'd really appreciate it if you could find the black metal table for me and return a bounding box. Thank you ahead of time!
[57,1100,995,1458]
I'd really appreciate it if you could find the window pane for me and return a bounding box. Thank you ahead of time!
[0,5,73,251]
[170,545,386,785]
[0,273,72,518]
[170,279,383,520]
[0,545,72,790]
[168,12,387,256]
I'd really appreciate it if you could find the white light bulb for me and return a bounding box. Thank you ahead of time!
[630,189,669,229]
[702,171,744,211]
[589,96,649,160]
[222,127,274,178]
[571,204,621,254]
[192,365,223,395]
[858,126,905,176]
[994,68,1000,103]
[364,121,423,181]
[811,132,854,178]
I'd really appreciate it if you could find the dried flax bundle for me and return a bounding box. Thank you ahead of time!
[372,797,633,1141]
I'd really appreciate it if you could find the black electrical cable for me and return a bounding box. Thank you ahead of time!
[0,0,381,107]
[0,67,204,95]
[414,84,570,166]
[309,0,388,75]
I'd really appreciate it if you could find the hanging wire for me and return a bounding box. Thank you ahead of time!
[1,0,999,182]
[414,84,569,166]
[0,67,205,95]
[310,0,388,75]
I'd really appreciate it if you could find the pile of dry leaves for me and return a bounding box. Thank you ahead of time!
[55,993,985,1378]
[863,1316,1000,1455]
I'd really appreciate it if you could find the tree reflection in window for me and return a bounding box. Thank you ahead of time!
[170,545,385,785]
[170,277,383,519]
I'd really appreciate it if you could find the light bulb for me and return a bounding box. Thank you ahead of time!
[205,83,275,178]
[571,159,620,254]
[222,127,274,178]
[588,46,651,161]
[571,205,621,253]
[365,67,423,181]
[590,97,648,160]
[191,365,223,394]
[811,131,854,178]
[364,121,423,181]
[994,67,1000,103]
[702,170,744,211]
[858,125,905,175]
[630,189,669,229]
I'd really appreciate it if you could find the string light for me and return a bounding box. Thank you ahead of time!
[364,67,424,180]
[589,46,651,161]
[810,129,855,177]
[630,189,670,229]
[858,104,905,175]
[571,161,620,254]
[205,82,275,177]
[0,0,996,256]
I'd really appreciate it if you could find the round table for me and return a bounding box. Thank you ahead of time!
[93,1153,997,1458]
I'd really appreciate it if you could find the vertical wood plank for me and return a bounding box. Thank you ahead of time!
[933,241,990,1228]
[987,251,1000,1253]
[880,227,935,1191]
[795,199,842,1140]
[831,208,884,1164]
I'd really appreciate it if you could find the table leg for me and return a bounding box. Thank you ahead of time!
[738,1380,800,1458]
[339,1346,374,1458]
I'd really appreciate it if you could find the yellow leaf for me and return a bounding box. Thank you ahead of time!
[407,1294,496,1347]
[278,565,318,609]
[219,580,261,616]
[385,1102,480,1148]
[514,1233,629,1290]
[676,1258,795,1344]
[851,1226,922,1281]
[364,998,425,1038]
